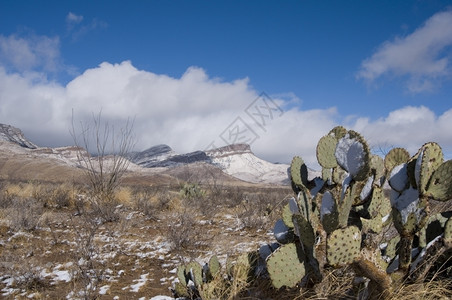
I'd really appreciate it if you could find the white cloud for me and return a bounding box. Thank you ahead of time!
[66,12,84,25]
[357,10,452,93]
[350,106,452,157]
[65,12,107,41]
[0,58,451,168]
[0,34,60,72]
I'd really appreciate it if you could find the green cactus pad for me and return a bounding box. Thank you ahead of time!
[361,215,383,234]
[177,265,188,286]
[322,167,333,183]
[338,180,355,228]
[415,142,444,195]
[174,281,190,297]
[391,187,429,235]
[353,175,374,206]
[445,216,452,243]
[290,156,309,192]
[365,186,390,219]
[370,154,385,186]
[419,212,452,248]
[282,202,295,228]
[328,126,347,140]
[297,189,312,221]
[266,243,306,289]
[293,214,316,249]
[317,134,338,168]
[425,160,452,201]
[208,255,221,278]
[384,236,400,260]
[327,226,361,267]
[384,148,410,176]
[332,165,348,185]
[334,130,370,181]
[186,261,203,287]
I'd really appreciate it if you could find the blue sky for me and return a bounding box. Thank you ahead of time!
[0,1,452,166]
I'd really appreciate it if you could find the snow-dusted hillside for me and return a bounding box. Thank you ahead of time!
[206,144,290,184]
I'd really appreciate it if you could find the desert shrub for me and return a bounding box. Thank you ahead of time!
[7,197,43,232]
[167,210,210,252]
[235,191,286,230]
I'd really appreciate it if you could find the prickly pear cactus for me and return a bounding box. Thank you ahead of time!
[266,243,306,289]
[425,160,452,201]
[290,156,308,192]
[327,226,361,267]
[170,126,452,299]
[317,134,338,169]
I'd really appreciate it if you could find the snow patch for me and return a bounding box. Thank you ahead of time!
[335,134,365,177]
[389,163,409,192]
[320,191,335,220]
[393,187,420,224]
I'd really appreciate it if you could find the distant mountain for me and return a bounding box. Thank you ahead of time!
[130,143,291,185]
[128,145,211,168]
[205,144,290,184]
[0,123,37,149]
[0,122,297,185]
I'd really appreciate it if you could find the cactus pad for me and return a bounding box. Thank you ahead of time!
[290,156,309,192]
[415,142,443,194]
[419,212,452,248]
[282,202,295,228]
[266,243,306,289]
[293,214,316,249]
[327,226,361,267]
[208,255,221,278]
[328,125,347,139]
[177,265,188,286]
[425,160,452,201]
[187,261,203,287]
[361,215,383,234]
[445,216,452,243]
[370,154,385,186]
[317,134,338,168]
[335,131,370,181]
[384,148,410,175]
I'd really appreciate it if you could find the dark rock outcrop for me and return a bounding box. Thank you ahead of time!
[0,124,37,149]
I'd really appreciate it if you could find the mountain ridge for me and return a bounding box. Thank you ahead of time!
[0,122,295,185]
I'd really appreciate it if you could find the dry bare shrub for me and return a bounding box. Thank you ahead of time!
[69,212,105,299]
[71,111,135,224]
[50,183,74,208]
[7,197,43,232]
[166,210,210,252]
[0,255,48,294]
[167,210,197,250]
[115,186,133,206]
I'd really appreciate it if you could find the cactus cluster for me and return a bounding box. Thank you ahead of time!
[171,126,452,299]
[264,126,452,296]
[173,255,221,298]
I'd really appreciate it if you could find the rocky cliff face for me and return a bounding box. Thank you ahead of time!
[0,124,37,149]
[128,145,211,168]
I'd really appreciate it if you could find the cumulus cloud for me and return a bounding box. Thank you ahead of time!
[1,59,450,168]
[0,34,60,72]
[357,10,452,93]
[0,34,451,167]
[350,106,452,158]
